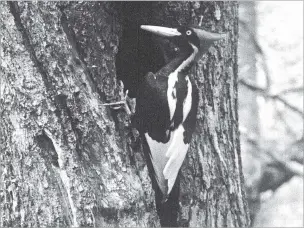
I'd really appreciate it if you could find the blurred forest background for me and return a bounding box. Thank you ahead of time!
[238,1,303,227]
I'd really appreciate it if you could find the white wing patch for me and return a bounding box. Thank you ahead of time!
[145,133,173,195]
[163,125,189,194]
[145,127,189,196]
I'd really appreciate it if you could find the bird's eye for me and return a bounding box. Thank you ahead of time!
[186,30,192,35]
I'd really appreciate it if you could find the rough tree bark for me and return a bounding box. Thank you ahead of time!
[0,1,250,227]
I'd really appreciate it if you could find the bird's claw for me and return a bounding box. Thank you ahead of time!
[101,90,132,115]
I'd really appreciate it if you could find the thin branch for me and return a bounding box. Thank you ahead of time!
[277,86,304,96]
[240,129,304,177]
[239,79,304,117]
[275,109,298,138]
[239,79,265,93]
[272,95,303,116]
[264,149,303,177]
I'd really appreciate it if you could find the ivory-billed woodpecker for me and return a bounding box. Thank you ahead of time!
[133,25,226,226]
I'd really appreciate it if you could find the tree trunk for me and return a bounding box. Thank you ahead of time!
[238,1,261,224]
[0,1,250,227]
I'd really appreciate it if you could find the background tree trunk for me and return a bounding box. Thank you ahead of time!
[238,2,261,224]
[0,1,250,227]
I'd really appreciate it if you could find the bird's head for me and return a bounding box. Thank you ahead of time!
[140,25,226,57]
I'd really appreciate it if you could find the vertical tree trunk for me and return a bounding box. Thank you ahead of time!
[0,1,250,227]
[150,2,250,227]
[238,1,261,224]
[1,1,158,227]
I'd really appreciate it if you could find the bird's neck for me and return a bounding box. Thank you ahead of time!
[156,44,198,77]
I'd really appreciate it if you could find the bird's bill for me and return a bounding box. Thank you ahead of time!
[192,28,227,42]
[141,25,181,37]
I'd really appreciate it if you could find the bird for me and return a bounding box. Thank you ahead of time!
[132,25,226,227]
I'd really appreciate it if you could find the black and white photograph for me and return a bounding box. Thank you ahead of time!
[0,1,303,227]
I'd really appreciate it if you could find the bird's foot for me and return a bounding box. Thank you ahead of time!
[101,90,133,115]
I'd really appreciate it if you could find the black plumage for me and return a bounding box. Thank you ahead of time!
[133,48,196,143]
[133,26,200,227]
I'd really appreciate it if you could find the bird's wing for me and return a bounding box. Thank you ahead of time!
[134,72,171,143]
[163,125,189,194]
[134,72,172,196]
[145,132,172,196]
[145,125,189,197]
